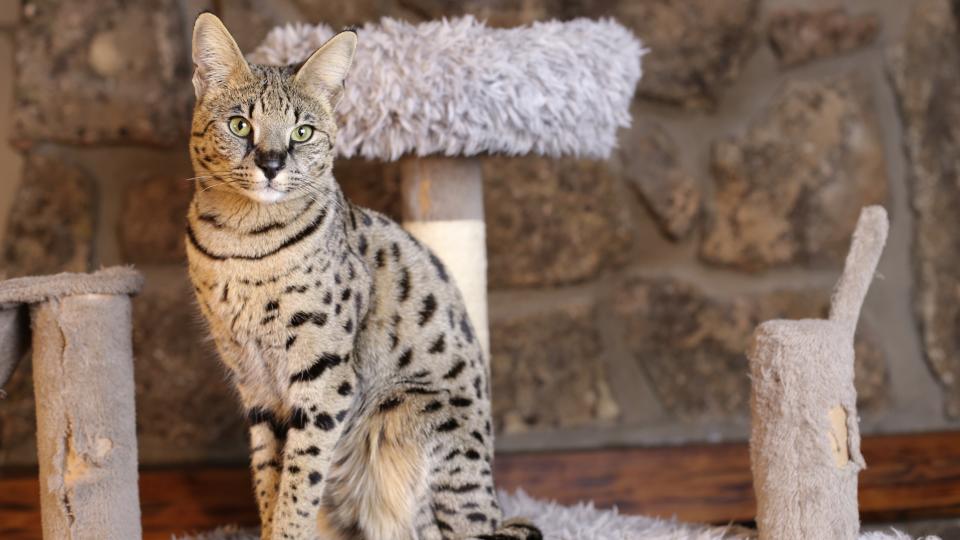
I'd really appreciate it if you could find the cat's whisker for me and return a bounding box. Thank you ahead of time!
[297,184,349,215]
[298,189,347,218]
[199,178,246,193]
[290,186,324,209]
[181,171,236,182]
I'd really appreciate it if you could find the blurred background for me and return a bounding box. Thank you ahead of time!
[0,0,955,483]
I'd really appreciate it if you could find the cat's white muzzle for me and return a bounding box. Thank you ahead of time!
[248,170,289,203]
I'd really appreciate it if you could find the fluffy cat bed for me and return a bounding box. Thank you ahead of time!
[249,16,644,160]
[178,490,923,540]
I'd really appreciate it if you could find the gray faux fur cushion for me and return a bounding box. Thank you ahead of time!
[249,16,644,160]
[177,490,931,540]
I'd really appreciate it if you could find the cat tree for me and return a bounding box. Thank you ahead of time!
[0,13,909,540]
[249,16,645,356]
[749,206,889,540]
[0,267,144,540]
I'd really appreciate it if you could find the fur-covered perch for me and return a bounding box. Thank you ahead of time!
[0,306,26,396]
[749,206,889,540]
[0,267,144,540]
[180,489,922,540]
[250,16,644,160]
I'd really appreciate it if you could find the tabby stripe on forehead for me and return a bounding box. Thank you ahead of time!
[186,207,328,261]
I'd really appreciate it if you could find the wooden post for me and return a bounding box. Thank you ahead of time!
[399,156,489,358]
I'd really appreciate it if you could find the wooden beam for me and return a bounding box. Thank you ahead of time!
[1,467,260,540]
[3,432,960,539]
[399,157,484,223]
[399,156,490,355]
[494,439,755,524]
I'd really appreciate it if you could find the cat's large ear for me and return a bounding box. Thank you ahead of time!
[294,31,358,107]
[192,13,250,99]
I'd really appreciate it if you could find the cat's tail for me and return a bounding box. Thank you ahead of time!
[321,379,544,540]
[320,380,437,540]
[465,518,543,540]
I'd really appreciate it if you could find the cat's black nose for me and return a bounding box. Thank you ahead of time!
[254,150,286,180]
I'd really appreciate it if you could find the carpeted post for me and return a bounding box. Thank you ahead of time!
[399,157,489,355]
[748,206,888,540]
[0,305,27,397]
[0,267,144,540]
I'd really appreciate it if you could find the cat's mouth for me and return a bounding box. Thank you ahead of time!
[245,169,289,204]
[246,185,288,204]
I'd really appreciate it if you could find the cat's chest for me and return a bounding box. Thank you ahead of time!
[191,252,372,352]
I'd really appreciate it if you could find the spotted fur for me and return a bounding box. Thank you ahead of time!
[186,14,540,540]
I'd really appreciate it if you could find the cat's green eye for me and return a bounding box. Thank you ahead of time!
[291,125,314,143]
[228,116,251,137]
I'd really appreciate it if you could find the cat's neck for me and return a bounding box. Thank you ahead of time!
[191,182,346,235]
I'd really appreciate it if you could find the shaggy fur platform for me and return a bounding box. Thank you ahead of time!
[249,16,644,160]
[177,490,930,540]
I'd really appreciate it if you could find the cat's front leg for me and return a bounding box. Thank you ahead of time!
[213,335,286,540]
[270,350,358,540]
[246,404,285,539]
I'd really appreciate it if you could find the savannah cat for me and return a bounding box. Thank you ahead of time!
[184,13,542,540]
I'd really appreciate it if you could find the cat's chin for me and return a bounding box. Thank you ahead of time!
[246,187,289,204]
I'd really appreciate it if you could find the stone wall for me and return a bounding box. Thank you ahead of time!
[0,0,957,466]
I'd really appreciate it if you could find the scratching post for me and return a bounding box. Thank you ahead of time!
[0,267,144,540]
[0,305,27,396]
[748,206,889,540]
[400,157,489,353]
[251,16,644,365]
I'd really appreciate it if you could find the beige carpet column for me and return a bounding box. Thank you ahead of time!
[400,157,489,358]
[748,206,888,540]
[0,268,143,540]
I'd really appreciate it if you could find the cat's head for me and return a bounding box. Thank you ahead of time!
[189,13,356,204]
